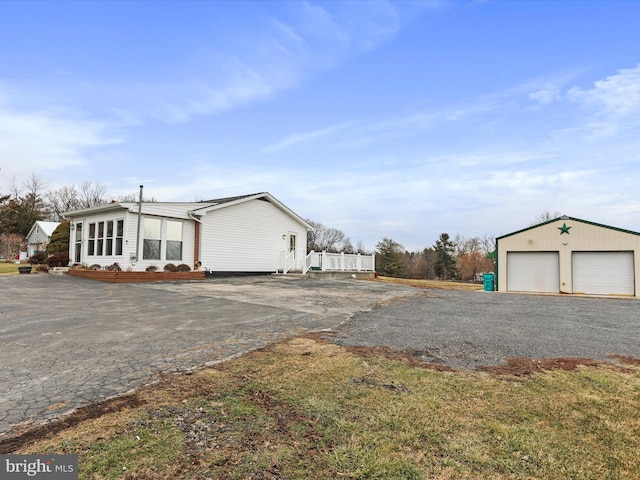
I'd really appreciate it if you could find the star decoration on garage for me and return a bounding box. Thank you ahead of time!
[558,223,571,235]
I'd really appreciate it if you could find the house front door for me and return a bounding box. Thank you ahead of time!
[289,233,296,267]
[289,234,296,254]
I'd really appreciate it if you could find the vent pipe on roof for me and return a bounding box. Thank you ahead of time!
[135,185,143,262]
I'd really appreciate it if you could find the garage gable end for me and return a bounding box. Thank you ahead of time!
[497,216,640,297]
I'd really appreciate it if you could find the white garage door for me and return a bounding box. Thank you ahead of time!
[573,252,635,296]
[507,252,559,293]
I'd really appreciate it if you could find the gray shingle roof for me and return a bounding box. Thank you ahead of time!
[200,192,266,204]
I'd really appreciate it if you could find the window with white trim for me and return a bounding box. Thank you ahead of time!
[74,223,82,263]
[115,220,124,256]
[86,219,125,257]
[88,223,96,256]
[105,221,114,256]
[143,218,162,260]
[166,220,183,261]
[96,222,105,256]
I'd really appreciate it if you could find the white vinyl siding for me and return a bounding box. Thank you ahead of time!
[200,199,306,272]
[507,252,559,293]
[572,252,635,296]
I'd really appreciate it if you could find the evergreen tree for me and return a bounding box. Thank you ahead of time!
[375,237,407,277]
[46,220,71,254]
[433,233,457,280]
[0,193,47,237]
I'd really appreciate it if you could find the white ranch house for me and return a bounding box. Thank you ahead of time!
[63,192,374,275]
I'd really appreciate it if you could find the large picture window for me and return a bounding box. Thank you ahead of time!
[143,218,162,260]
[86,218,125,257]
[166,221,183,261]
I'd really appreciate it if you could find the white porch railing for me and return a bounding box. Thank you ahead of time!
[303,251,375,274]
[282,250,296,274]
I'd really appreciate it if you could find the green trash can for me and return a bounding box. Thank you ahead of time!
[482,273,495,291]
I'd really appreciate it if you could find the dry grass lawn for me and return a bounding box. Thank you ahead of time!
[0,262,21,274]
[372,276,484,291]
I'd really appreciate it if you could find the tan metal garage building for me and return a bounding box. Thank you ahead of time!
[496,216,640,297]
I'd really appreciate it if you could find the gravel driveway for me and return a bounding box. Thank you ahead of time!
[332,289,640,370]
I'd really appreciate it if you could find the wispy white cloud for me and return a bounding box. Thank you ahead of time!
[568,64,640,115]
[566,64,640,135]
[528,87,562,105]
[114,2,407,125]
[525,72,582,105]
[261,120,353,154]
[0,96,120,183]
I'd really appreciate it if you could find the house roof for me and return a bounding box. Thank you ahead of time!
[62,192,313,230]
[496,216,640,241]
[27,221,61,239]
[199,193,262,204]
[190,192,313,230]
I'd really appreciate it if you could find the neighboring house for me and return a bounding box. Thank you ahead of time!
[62,192,313,274]
[496,216,640,297]
[26,221,61,257]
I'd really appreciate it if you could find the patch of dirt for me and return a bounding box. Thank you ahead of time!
[304,332,635,377]
[367,276,482,291]
[607,354,640,366]
[302,331,457,371]
[341,344,458,372]
[0,393,144,454]
[477,357,607,376]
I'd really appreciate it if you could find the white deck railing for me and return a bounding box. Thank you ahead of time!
[303,251,375,274]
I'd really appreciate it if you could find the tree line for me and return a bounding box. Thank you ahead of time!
[375,233,496,282]
[307,219,496,282]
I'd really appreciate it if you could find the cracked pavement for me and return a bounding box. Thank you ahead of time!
[0,274,418,436]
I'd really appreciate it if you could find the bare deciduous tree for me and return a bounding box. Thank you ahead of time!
[531,210,563,225]
[0,233,25,260]
[78,181,108,209]
[116,192,158,203]
[456,251,494,281]
[478,234,496,256]
[306,219,350,253]
[23,173,48,198]
[46,185,81,221]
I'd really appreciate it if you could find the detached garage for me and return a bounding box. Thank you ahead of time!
[497,216,640,297]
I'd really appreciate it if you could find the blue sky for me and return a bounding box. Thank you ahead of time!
[1,1,639,250]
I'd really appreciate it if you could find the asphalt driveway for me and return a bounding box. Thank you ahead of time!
[1,274,639,437]
[0,274,416,436]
